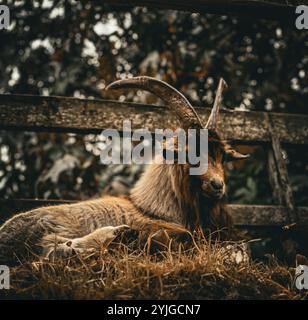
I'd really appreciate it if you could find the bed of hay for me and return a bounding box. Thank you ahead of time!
[1,236,305,300]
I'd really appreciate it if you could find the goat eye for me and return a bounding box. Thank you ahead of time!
[222,153,227,163]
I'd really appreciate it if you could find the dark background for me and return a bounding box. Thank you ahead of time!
[0,1,307,207]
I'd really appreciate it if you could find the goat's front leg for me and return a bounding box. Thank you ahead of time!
[135,221,193,252]
[42,225,130,258]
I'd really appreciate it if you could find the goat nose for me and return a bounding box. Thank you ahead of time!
[210,179,224,190]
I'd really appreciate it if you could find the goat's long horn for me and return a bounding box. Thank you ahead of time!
[206,78,228,131]
[106,76,203,130]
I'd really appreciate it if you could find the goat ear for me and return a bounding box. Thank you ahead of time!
[161,137,187,162]
[224,147,250,162]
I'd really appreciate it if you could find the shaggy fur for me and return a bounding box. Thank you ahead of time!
[0,137,235,265]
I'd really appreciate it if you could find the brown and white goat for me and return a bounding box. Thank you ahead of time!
[0,76,248,265]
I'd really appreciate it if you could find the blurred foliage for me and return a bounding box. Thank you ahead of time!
[0,0,307,205]
[285,145,308,206]
[226,145,273,205]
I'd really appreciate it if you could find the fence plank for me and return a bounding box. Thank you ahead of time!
[105,0,302,20]
[1,199,307,227]
[265,113,298,225]
[228,205,308,227]
[0,94,307,144]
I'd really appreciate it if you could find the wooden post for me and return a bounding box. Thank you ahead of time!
[265,113,298,225]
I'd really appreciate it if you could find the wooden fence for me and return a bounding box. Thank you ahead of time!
[0,94,307,228]
[0,0,307,230]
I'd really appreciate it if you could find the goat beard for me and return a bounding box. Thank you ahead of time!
[184,193,234,240]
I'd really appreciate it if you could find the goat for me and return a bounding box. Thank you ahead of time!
[0,76,249,265]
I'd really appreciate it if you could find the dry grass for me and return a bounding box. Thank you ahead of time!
[1,237,303,300]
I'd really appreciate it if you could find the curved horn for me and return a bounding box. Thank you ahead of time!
[106,76,203,130]
[206,78,228,131]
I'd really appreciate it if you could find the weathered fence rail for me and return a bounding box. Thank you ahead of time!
[1,94,307,145]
